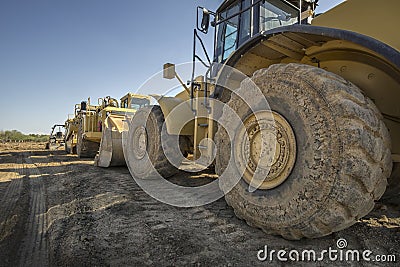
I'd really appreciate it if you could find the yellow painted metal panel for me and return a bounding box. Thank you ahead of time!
[312,0,400,51]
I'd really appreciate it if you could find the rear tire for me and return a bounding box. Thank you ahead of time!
[124,106,181,179]
[215,63,392,239]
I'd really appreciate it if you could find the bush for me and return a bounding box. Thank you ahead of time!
[0,130,49,142]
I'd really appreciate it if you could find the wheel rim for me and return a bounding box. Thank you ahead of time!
[132,126,147,159]
[235,111,296,190]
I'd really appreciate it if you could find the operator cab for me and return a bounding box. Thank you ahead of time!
[165,0,317,101]
[120,93,150,110]
[213,0,316,62]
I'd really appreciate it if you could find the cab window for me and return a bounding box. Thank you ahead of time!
[222,3,240,61]
[121,98,128,108]
[130,98,149,110]
[259,0,298,32]
[215,0,252,63]
[238,0,251,46]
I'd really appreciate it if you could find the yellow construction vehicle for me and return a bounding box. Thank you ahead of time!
[64,104,81,154]
[75,93,150,164]
[74,99,101,158]
[124,0,400,239]
[95,93,151,167]
[45,124,65,150]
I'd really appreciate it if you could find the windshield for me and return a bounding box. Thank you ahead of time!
[130,98,150,110]
[260,0,298,32]
[214,0,300,63]
[215,0,251,63]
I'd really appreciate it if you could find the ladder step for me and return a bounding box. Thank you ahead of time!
[198,145,208,149]
[198,123,209,127]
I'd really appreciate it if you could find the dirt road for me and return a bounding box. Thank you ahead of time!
[0,143,399,266]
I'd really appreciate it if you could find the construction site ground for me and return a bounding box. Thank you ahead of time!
[0,142,399,266]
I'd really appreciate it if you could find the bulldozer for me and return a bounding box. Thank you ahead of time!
[123,0,400,239]
[45,124,65,150]
[74,93,150,165]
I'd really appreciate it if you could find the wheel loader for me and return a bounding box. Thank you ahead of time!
[123,0,400,239]
[74,93,150,166]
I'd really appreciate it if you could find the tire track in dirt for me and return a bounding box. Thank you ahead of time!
[113,172,270,265]
[102,169,398,266]
[44,154,121,266]
[39,151,400,266]
[0,154,24,237]
[18,152,48,267]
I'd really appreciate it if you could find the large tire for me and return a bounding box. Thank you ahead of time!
[215,63,392,239]
[124,106,181,179]
[77,119,99,158]
[382,163,400,205]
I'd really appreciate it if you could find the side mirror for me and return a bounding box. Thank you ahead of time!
[163,63,176,79]
[200,8,210,33]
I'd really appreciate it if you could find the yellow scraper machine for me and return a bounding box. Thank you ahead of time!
[95,93,151,167]
[120,0,400,239]
[65,93,150,167]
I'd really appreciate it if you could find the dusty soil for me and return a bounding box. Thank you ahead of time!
[0,141,47,151]
[0,142,399,266]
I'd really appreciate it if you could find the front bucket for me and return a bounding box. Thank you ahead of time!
[95,116,126,167]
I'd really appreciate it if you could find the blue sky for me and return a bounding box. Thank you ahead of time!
[0,0,344,134]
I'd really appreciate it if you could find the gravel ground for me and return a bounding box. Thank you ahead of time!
[0,142,399,266]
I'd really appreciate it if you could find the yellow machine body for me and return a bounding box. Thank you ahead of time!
[94,94,151,166]
[224,0,400,159]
